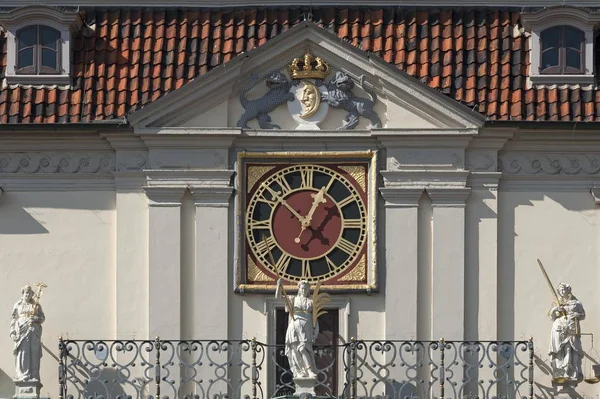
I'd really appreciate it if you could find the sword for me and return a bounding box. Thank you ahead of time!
[263,235,295,321]
[537,259,567,318]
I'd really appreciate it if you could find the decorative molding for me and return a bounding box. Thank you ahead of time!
[426,187,471,207]
[189,186,234,207]
[339,165,366,192]
[0,152,114,174]
[117,153,148,171]
[338,255,366,282]
[247,256,275,282]
[143,186,186,207]
[499,154,600,175]
[379,187,423,208]
[247,166,275,193]
[467,172,502,190]
[466,152,496,172]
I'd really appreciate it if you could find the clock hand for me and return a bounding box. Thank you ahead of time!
[261,183,304,223]
[294,186,327,244]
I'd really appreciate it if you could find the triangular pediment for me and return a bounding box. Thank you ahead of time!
[128,21,485,130]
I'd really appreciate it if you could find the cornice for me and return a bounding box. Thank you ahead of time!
[145,169,234,186]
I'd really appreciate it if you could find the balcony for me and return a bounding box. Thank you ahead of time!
[58,338,533,399]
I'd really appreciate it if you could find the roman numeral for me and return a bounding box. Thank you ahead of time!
[300,169,314,188]
[275,253,292,273]
[337,237,358,255]
[301,259,312,278]
[274,175,292,195]
[325,256,337,272]
[338,195,354,208]
[249,219,270,229]
[256,235,277,254]
[343,218,364,229]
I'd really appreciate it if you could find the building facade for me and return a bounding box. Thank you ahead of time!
[1,1,600,398]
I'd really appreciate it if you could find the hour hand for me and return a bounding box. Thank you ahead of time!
[261,183,304,223]
[281,200,305,223]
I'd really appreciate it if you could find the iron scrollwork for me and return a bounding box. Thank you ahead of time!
[58,338,533,399]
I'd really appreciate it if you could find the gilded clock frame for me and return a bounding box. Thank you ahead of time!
[235,150,378,293]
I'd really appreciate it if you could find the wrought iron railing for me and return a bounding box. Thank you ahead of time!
[58,337,534,399]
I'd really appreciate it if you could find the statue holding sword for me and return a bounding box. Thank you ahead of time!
[537,259,585,384]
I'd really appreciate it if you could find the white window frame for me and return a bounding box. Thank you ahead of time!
[522,6,600,86]
[0,5,81,86]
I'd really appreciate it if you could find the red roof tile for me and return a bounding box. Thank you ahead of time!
[1,7,599,124]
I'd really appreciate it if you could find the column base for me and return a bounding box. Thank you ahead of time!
[13,380,42,399]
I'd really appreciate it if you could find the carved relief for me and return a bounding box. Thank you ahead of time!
[339,255,366,281]
[339,165,366,192]
[237,71,295,130]
[247,256,274,282]
[466,152,495,171]
[0,153,115,173]
[318,72,381,130]
[499,154,600,175]
[117,153,147,171]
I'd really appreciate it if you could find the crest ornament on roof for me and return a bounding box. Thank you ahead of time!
[288,49,330,80]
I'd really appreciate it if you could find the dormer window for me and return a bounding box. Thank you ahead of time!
[16,25,61,75]
[0,5,81,86]
[522,6,600,86]
[540,26,585,75]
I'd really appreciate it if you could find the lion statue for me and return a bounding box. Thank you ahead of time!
[319,72,381,130]
[237,71,295,129]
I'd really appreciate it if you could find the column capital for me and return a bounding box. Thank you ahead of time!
[189,186,234,208]
[379,187,423,208]
[143,186,186,207]
[427,187,471,207]
[467,172,502,191]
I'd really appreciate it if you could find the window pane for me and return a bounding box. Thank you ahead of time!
[42,48,57,70]
[566,27,584,50]
[541,27,560,50]
[18,48,34,69]
[542,49,559,69]
[566,48,581,70]
[18,26,36,49]
[40,26,60,50]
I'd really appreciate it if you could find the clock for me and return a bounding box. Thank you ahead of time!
[237,152,377,291]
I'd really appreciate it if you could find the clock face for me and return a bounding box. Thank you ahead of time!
[244,162,369,285]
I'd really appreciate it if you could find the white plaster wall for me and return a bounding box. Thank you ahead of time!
[0,190,116,398]
[498,189,599,398]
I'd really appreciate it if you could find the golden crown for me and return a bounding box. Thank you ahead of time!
[288,49,330,80]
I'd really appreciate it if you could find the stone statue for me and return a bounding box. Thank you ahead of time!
[10,284,46,397]
[276,279,318,380]
[548,283,585,384]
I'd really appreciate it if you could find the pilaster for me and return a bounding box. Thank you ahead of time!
[427,188,470,340]
[144,185,186,337]
[105,134,150,338]
[380,187,423,340]
[190,174,234,340]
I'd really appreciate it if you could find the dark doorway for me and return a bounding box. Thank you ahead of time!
[275,308,339,397]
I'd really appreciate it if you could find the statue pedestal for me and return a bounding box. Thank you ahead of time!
[552,379,577,399]
[13,380,42,399]
[293,376,317,396]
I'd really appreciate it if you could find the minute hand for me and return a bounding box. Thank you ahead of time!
[304,186,327,225]
[294,187,327,244]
